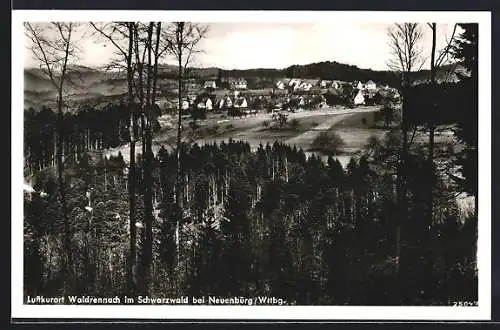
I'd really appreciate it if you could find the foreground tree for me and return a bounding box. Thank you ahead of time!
[386,22,424,277]
[90,21,139,293]
[451,23,478,213]
[163,22,208,263]
[451,24,478,268]
[24,137,478,304]
[25,22,80,294]
[425,23,458,225]
[140,21,155,294]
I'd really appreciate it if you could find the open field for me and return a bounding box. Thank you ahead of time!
[105,104,461,169]
[104,102,462,175]
[106,105,385,168]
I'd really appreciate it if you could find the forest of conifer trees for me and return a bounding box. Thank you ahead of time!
[24,139,477,304]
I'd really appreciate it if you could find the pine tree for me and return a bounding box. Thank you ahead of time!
[451,24,478,201]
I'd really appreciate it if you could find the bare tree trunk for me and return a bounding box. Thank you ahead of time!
[152,23,161,106]
[147,20,162,288]
[55,31,73,294]
[174,22,186,266]
[141,22,155,294]
[284,154,289,183]
[428,23,437,229]
[134,24,145,159]
[396,81,409,280]
[127,22,137,294]
[57,90,72,294]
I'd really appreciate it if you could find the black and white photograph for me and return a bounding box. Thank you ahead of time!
[12,10,491,320]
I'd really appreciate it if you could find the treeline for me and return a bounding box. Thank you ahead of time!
[24,139,476,305]
[24,103,161,175]
[285,61,400,86]
[217,61,454,87]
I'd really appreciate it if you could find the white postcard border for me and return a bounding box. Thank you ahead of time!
[11,10,492,320]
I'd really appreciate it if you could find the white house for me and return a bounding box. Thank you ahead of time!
[204,80,217,89]
[289,79,300,88]
[276,80,286,90]
[331,81,340,89]
[303,83,313,91]
[225,96,233,108]
[205,98,213,111]
[181,100,190,110]
[294,81,312,92]
[234,97,248,109]
[320,80,330,88]
[356,81,364,90]
[365,80,377,90]
[353,89,365,105]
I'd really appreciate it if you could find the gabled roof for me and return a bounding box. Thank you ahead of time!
[234,97,247,107]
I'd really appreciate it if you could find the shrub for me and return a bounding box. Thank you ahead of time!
[271,112,288,129]
[311,132,345,155]
[380,105,402,128]
[289,119,301,130]
[263,120,270,128]
[225,124,234,130]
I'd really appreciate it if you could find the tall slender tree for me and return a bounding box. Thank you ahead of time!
[24,22,80,294]
[451,23,478,212]
[140,22,155,293]
[386,23,424,276]
[163,22,208,263]
[426,23,458,224]
[90,21,139,293]
[450,24,478,268]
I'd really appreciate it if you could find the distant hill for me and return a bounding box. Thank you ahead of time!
[24,61,464,109]
[220,61,462,86]
[24,66,128,109]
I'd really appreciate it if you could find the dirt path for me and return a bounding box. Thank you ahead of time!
[105,106,381,163]
[284,113,354,150]
[284,107,381,150]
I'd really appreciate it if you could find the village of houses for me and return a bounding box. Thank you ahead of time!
[158,74,399,118]
[106,73,402,165]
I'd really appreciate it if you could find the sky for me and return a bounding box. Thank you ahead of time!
[24,22,460,71]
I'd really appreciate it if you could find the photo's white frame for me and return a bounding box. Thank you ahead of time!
[11,10,491,320]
